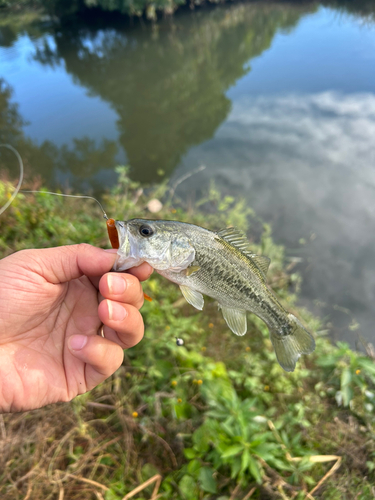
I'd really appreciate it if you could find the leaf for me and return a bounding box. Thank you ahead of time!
[230,456,242,479]
[154,359,174,377]
[141,463,160,481]
[268,457,293,471]
[192,425,211,453]
[297,458,315,472]
[187,459,202,476]
[342,385,353,407]
[340,367,352,387]
[358,358,375,377]
[211,361,228,378]
[315,355,339,367]
[247,455,262,484]
[221,444,244,459]
[253,443,278,461]
[174,402,192,420]
[179,475,197,500]
[198,467,217,494]
[291,432,302,447]
[184,448,197,460]
[105,489,121,500]
[281,430,290,448]
[241,449,251,472]
[221,419,237,438]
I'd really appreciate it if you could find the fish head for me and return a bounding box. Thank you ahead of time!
[113,219,196,272]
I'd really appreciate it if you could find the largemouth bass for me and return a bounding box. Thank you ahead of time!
[113,219,315,372]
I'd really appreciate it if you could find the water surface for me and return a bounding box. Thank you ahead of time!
[1,1,375,346]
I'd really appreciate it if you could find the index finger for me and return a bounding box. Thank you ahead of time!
[90,261,154,290]
[126,262,153,281]
[101,250,153,282]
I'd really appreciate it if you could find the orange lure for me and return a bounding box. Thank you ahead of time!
[106,218,152,302]
[106,218,120,250]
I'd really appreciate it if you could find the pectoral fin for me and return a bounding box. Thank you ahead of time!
[220,306,247,336]
[184,265,201,277]
[180,285,204,310]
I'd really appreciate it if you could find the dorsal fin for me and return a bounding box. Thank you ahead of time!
[217,227,271,281]
[217,227,253,253]
[250,255,271,277]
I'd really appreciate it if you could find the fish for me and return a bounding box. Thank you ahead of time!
[113,218,315,372]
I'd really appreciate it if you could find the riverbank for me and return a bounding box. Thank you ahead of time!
[0,172,374,499]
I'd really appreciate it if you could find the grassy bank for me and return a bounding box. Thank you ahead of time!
[1,169,375,499]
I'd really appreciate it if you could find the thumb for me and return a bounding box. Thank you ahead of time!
[68,334,124,390]
[19,244,117,284]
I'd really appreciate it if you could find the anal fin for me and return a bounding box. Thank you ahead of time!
[220,306,247,336]
[180,285,204,310]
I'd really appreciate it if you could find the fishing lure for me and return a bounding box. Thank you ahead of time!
[106,218,120,249]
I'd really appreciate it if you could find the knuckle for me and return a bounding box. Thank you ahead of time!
[125,275,144,302]
[133,310,144,332]
[75,242,92,253]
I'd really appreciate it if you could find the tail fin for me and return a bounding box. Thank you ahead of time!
[270,314,315,372]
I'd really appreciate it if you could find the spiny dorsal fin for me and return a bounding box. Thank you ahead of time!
[217,227,270,281]
[217,227,253,253]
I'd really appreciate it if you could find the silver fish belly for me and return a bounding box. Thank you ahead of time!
[114,219,315,372]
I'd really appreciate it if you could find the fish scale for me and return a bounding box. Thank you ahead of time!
[184,238,286,330]
[114,218,315,372]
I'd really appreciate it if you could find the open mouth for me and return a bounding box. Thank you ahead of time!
[113,221,143,271]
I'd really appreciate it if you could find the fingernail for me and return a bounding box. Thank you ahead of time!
[69,335,88,350]
[108,301,127,321]
[108,274,126,295]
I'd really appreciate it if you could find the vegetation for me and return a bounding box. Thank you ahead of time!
[1,170,375,499]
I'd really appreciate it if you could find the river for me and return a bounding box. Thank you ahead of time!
[1,1,375,346]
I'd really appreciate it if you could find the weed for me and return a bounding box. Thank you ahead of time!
[0,173,375,499]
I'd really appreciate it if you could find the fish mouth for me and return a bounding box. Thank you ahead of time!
[114,220,127,248]
[113,220,143,271]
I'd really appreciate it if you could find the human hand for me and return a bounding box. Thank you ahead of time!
[0,244,153,413]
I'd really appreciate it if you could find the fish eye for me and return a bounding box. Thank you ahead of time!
[139,224,154,237]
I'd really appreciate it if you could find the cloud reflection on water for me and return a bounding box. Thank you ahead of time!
[176,91,375,345]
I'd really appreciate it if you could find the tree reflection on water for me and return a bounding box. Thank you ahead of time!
[0,2,314,186]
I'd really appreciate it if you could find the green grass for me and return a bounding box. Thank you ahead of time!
[1,168,375,499]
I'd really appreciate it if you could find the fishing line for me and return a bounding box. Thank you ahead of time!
[21,190,120,248]
[20,190,109,220]
[0,144,109,220]
[0,144,24,216]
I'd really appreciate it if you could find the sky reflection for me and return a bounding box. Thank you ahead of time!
[174,90,375,344]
